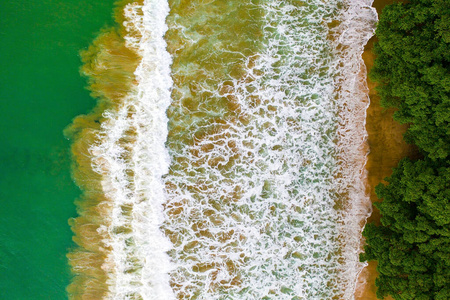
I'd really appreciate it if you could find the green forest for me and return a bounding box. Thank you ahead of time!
[360,0,450,299]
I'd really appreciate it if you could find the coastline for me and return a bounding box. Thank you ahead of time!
[356,0,420,299]
[61,0,414,298]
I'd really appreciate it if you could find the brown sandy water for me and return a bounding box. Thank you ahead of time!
[64,0,407,298]
[65,1,143,299]
[355,0,419,299]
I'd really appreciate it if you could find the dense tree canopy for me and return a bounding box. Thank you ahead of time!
[361,1,450,299]
[361,158,450,299]
[370,0,450,159]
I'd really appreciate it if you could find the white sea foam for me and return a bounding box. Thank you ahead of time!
[84,0,377,298]
[163,0,377,299]
[330,0,378,297]
[87,0,175,299]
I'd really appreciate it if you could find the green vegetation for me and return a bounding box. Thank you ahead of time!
[361,158,450,299]
[370,0,449,160]
[361,0,450,299]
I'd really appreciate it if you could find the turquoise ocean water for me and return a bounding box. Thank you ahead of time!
[0,1,115,298]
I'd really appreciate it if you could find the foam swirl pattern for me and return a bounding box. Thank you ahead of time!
[163,0,377,299]
[67,0,377,299]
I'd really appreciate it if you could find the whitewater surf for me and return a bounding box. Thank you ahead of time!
[67,0,377,299]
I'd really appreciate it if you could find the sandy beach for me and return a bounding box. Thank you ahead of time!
[355,1,420,299]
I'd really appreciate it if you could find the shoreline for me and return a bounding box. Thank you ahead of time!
[356,0,420,299]
[63,1,408,298]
